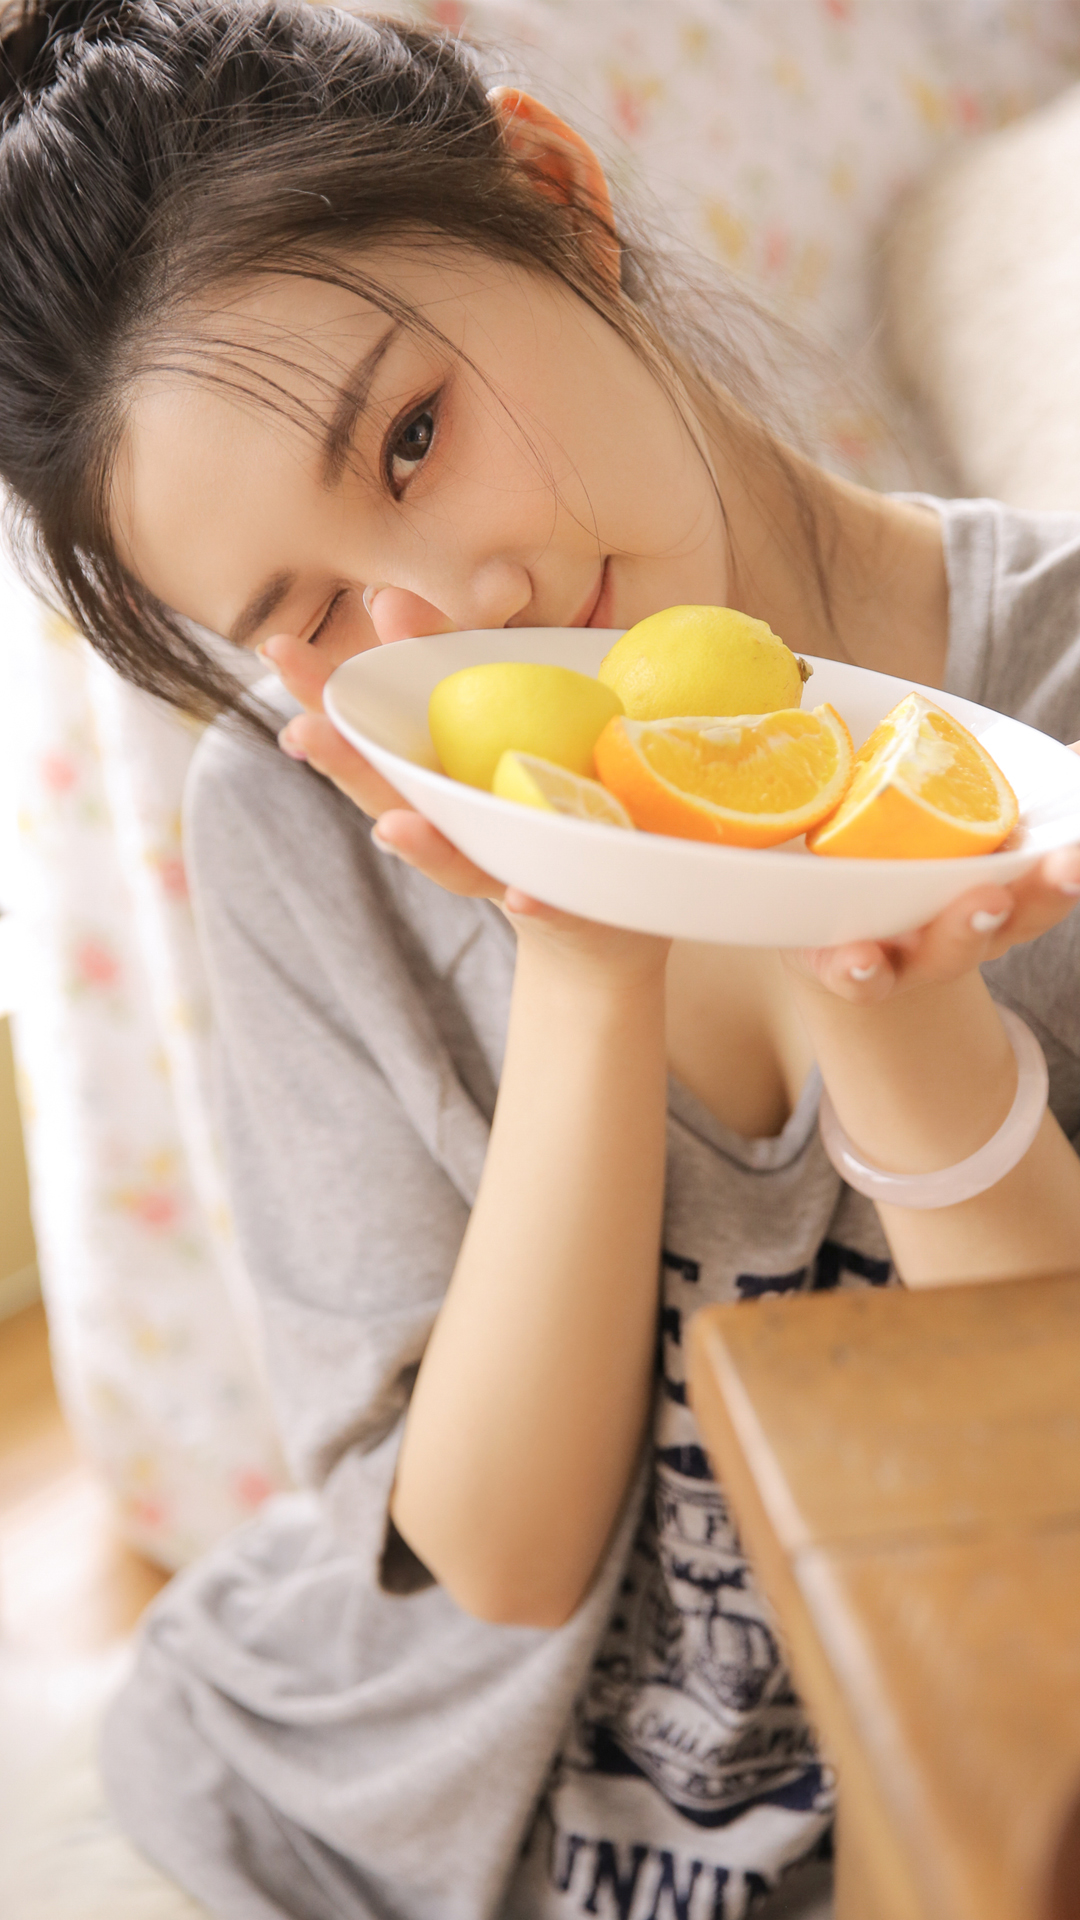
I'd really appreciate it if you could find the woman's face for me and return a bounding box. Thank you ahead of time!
[114,244,731,665]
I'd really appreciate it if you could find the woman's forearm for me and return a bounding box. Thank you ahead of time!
[391,936,668,1627]
[789,969,1080,1285]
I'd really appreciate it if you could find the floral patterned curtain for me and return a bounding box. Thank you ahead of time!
[3,583,286,1570]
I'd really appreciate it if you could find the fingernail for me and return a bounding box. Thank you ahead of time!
[971,907,1010,934]
[849,963,877,981]
[370,827,399,857]
[362,584,387,618]
[277,725,307,761]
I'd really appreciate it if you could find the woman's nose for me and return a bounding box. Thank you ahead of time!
[468,559,533,630]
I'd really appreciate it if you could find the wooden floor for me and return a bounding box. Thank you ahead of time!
[0,1302,169,1656]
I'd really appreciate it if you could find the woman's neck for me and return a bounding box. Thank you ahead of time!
[707,410,950,688]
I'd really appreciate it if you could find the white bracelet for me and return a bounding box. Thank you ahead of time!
[818,1007,1049,1211]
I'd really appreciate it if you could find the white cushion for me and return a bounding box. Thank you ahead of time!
[885,84,1080,509]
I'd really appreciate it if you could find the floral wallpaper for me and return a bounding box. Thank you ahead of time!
[408,0,1080,487]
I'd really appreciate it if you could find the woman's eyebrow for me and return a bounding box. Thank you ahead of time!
[227,568,297,650]
[320,321,401,486]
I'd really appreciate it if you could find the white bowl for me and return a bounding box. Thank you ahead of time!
[325,630,1080,948]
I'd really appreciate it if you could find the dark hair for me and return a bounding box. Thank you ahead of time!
[0,0,833,730]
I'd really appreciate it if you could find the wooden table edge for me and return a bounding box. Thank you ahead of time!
[687,1304,951,1920]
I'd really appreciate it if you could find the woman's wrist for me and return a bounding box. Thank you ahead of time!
[820,1008,1048,1207]
[788,966,1017,1178]
[509,913,671,1009]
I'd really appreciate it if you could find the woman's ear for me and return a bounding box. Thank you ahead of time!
[488,87,620,291]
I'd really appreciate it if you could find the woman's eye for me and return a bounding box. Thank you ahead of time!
[308,588,348,645]
[385,400,438,492]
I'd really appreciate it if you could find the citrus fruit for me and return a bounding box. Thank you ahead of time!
[593,705,854,848]
[805,692,1018,859]
[429,663,622,790]
[596,605,811,721]
[493,750,634,827]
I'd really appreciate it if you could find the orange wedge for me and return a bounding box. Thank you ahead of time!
[593,705,854,848]
[806,692,1018,859]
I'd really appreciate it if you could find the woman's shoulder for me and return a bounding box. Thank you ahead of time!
[183,680,510,991]
[912,494,1080,737]
[184,682,378,901]
[186,680,341,834]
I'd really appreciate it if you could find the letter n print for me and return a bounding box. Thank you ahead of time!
[584,1842,649,1917]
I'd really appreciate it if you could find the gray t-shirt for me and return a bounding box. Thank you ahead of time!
[102,498,1080,1920]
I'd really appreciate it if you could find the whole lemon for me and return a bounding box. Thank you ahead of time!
[429,662,623,790]
[597,605,811,720]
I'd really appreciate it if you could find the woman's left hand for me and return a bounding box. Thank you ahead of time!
[790,831,1080,1003]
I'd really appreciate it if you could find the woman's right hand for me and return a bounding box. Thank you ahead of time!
[258,590,670,979]
[260,587,508,902]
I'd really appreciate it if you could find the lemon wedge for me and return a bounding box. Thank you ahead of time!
[493,750,634,827]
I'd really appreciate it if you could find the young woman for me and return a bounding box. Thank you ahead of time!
[4,4,1080,1916]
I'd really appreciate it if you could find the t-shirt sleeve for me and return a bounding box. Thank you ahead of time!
[183,719,490,1592]
[936,497,1080,1141]
[941,497,1080,739]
